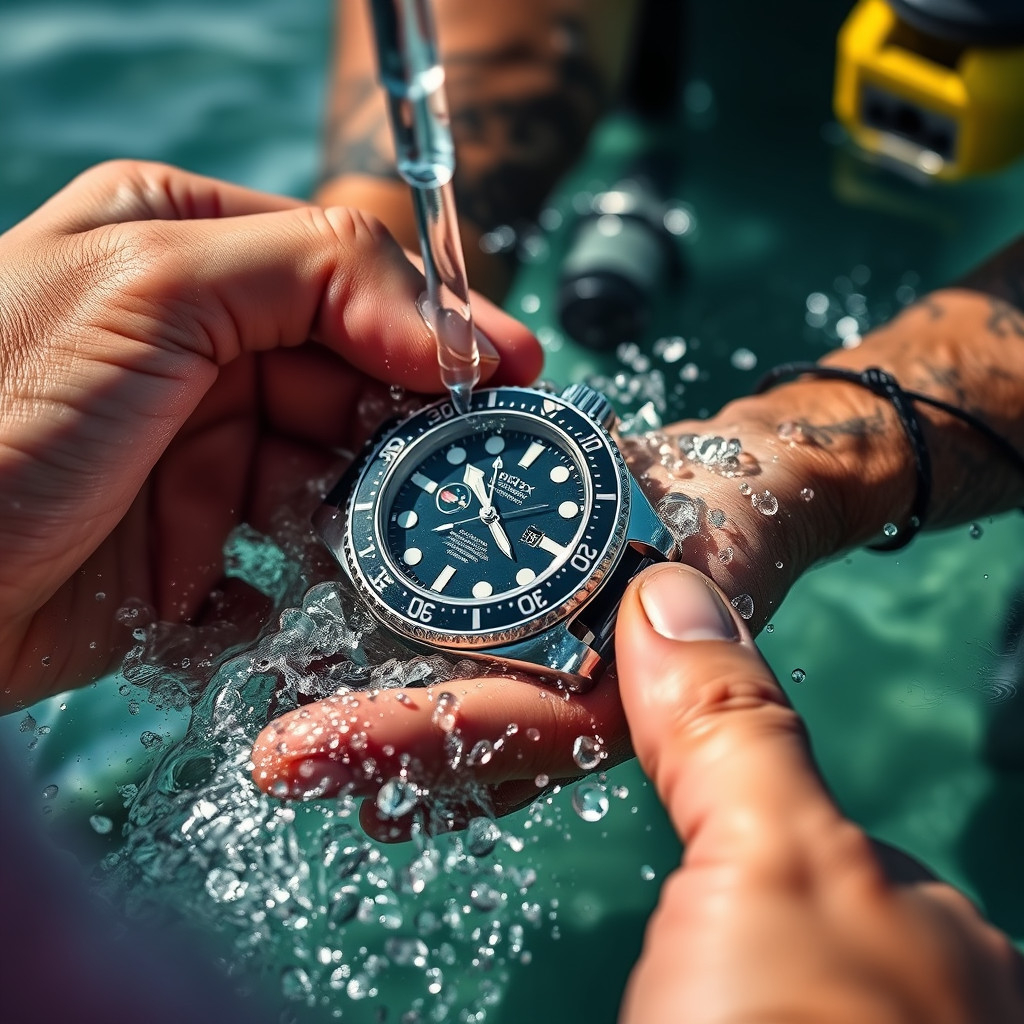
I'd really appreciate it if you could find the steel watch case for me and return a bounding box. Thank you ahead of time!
[313,384,676,690]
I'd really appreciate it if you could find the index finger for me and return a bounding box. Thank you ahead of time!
[28,160,304,234]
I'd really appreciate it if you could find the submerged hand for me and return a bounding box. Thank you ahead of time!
[0,159,542,710]
[615,563,1024,1022]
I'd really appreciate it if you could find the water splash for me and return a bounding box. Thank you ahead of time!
[85,529,575,1023]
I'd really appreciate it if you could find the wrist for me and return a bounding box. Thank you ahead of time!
[620,378,912,629]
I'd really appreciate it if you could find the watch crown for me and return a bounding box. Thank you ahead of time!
[559,383,617,430]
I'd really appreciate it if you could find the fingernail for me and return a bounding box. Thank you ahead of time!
[638,565,740,642]
[416,292,499,367]
[474,326,500,367]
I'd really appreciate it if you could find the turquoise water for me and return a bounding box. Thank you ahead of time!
[6,1,1024,1021]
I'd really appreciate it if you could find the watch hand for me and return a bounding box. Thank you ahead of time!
[463,462,515,559]
[487,456,502,507]
[462,464,491,508]
[484,515,515,560]
[432,503,551,532]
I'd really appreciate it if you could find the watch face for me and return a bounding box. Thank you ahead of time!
[324,387,629,650]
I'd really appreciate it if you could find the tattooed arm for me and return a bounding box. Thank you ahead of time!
[315,0,640,300]
[624,246,1024,630]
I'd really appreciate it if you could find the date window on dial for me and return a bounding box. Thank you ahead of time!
[521,525,544,548]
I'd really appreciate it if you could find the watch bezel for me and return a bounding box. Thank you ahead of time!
[333,386,631,652]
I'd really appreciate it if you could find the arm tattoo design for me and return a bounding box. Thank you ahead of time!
[779,411,888,448]
[321,15,608,234]
[322,76,399,184]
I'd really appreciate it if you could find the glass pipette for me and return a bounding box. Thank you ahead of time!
[368,0,480,414]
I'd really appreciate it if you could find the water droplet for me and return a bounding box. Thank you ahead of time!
[431,691,459,733]
[95,591,106,601]
[572,782,609,822]
[791,668,806,684]
[882,522,898,538]
[572,735,605,771]
[140,730,163,749]
[281,966,314,1001]
[751,490,779,515]
[709,508,727,528]
[470,883,503,911]
[534,774,550,788]
[718,546,734,564]
[375,778,419,819]
[346,974,373,1000]
[731,594,754,620]
[89,814,113,835]
[466,817,501,857]
[40,655,51,667]
[467,739,494,766]
[738,482,752,496]
[42,784,58,800]
[640,864,656,882]
[329,885,360,925]
[800,487,815,501]
[18,714,36,733]
[775,560,784,569]
[765,623,775,633]
[730,347,757,371]
[386,937,429,968]
[658,492,701,541]
[969,522,983,539]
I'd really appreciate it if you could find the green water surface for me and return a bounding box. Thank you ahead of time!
[5,1,1024,1021]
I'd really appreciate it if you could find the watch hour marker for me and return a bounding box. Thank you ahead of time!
[596,493,616,501]
[515,567,536,586]
[484,435,505,455]
[472,580,493,599]
[446,446,467,465]
[412,472,438,494]
[540,537,568,558]
[472,607,481,629]
[558,500,579,519]
[549,465,570,484]
[518,441,545,469]
[430,564,457,592]
[402,547,423,566]
[396,510,418,529]
[354,502,374,512]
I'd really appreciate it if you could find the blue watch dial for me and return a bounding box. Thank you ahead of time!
[330,387,628,649]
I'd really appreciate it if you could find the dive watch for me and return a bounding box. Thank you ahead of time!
[313,384,676,690]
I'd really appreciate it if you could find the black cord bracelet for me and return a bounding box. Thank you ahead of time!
[754,361,1024,552]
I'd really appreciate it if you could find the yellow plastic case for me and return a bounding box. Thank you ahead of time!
[834,0,1024,180]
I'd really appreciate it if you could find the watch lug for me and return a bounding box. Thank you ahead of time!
[490,626,603,692]
[624,477,676,559]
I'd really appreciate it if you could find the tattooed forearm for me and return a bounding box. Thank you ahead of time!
[321,76,399,185]
[320,13,609,234]
[985,299,1024,339]
[444,18,607,233]
[777,411,888,449]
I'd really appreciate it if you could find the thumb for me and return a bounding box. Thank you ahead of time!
[615,563,841,859]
